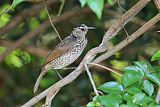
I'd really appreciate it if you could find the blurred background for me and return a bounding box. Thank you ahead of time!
[0,0,160,106]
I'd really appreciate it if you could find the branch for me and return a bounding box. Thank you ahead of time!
[42,0,62,41]
[104,10,158,30]
[102,0,151,43]
[94,13,160,63]
[0,40,49,57]
[89,63,123,77]
[44,0,151,106]
[154,0,160,12]
[0,2,114,63]
[21,0,154,106]
[0,0,58,37]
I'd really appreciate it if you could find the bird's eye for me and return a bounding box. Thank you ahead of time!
[80,27,85,31]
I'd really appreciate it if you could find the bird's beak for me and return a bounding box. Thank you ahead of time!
[87,27,96,29]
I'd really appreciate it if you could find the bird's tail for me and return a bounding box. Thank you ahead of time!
[34,70,45,93]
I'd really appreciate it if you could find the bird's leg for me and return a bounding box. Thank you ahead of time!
[62,67,76,70]
[55,70,63,79]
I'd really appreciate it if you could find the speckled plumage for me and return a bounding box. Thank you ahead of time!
[34,24,94,93]
[44,36,87,70]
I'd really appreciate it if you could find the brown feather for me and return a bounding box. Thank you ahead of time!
[42,37,76,66]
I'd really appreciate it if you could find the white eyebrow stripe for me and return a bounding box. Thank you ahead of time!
[79,26,84,29]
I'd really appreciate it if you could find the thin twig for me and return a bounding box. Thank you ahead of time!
[118,0,127,12]
[45,0,152,106]
[89,63,123,77]
[0,6,12,17]
[117,0,129,38]
[42,0,62,41]
[84,63,99,96]
[20,0,152,106]
[57,0,65,16]
[0,5,95,62]
[0,0,58,37]
[94,13,160,63]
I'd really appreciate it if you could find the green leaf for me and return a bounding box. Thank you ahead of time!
[98,81,123,94]
[148,102,160,107]
[122,66,144,87]
[123,66,144,76]
[0,13,11,28]
[20,51,31,64]
[122,93,133,102]
[107,0,113,5]
[126,87,142,95]
[134,61,154,74]
[24,52,31,63]
[143,96,154,104]
[86,96,101,107]
[11,0,25,9]
[151,50,160,61]
[133,93,145,105]
[28,18,40,30]
[120,104,128,107]
[86,102,96,107]
[79,0,87,7]
[87,0,104,19]
[86,101,101,107]
[142,80,154,96]
[132,92,153,105]
[153,66,160,72]
[127,101,139,107]
[5,51,23,68]
[146,73,160,86]
[99,94,122,107]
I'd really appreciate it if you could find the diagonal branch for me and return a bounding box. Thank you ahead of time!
[45,0,151,106]
[94,13,160,63]
[153,0,160,12]
[0,2,114,63]
[0,0,58,37]
[21,12,160,107]
[21,0,156,106]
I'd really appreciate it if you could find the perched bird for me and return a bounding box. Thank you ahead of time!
[34,24,95,93]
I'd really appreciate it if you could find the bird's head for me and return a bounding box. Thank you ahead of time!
[72,24,95,37]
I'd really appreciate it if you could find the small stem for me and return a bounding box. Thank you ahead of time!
[89,63,123,77]
[84,63,99,96]
[0,5,12,16]
[118,0,127,12]
[42,0,62,41]
[57,0,65,16]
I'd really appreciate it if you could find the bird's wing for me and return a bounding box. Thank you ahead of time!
[43,37,76,66]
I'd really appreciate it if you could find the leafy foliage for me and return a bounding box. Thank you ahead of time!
[151,50,160,61]
[0,47,31,68]
[79,0,113,19]
[87,61,160,107]
[11,0,25,9]
[0,0,160,106]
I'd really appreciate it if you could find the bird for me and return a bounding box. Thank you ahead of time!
[34,24,95,93]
